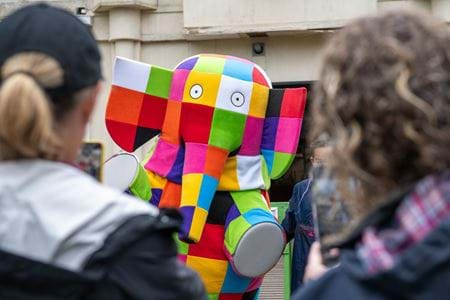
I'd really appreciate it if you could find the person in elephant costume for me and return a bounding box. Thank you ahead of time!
[104,54,307,299]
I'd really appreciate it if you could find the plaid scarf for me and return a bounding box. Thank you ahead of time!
[357,172,450,274]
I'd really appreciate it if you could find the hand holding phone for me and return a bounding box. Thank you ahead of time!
[304,242,339,282]
[311,166,352,266]
[75,142,104,181]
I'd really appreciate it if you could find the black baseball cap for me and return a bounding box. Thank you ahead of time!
[0,3,102,97]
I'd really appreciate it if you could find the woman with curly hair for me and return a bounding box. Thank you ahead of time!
[294,8,450,300]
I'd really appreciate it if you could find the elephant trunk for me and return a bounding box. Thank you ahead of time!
[178,142,229,242]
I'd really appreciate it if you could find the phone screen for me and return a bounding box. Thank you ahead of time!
[311,166,352,266]
[75,142,104,181]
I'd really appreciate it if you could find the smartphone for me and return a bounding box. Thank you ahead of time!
[75,141,104,182]
[311,166,352,266]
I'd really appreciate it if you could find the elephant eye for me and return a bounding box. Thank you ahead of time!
[189,84,203,99]
[230,92,245,107]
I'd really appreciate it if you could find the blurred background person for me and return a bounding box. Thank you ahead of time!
[294,8,450,300]
[0,4,205,299]
[281,138,332,293]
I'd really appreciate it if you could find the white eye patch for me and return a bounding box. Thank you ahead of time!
[216,75,252,115]
[189,84,203,99]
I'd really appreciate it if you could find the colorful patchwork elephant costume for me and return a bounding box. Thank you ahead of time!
[105,54,307,299]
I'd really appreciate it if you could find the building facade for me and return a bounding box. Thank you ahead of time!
[1,0,449,160]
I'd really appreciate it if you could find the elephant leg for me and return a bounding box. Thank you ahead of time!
[225,190,285,278]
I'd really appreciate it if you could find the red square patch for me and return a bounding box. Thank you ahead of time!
[188,223,227,260]
[138,94,167,129]
[280,87,307,118]
[180,103,214,144]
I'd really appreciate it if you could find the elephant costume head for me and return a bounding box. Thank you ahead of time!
[106,54,307,242]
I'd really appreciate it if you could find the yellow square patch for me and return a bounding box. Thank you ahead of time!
[182,71,222,108]
[190,207,208,241]
[249,83,269,118]
[218,157,240,190]
[181,173,202,206]
[146,170,167,189]
[186,256,228,293]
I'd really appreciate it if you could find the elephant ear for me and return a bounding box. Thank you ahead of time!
[105,56,173,152]
[261,87,307,179]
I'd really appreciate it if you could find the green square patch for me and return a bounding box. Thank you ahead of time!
[230,190,268,214]
[193,56,226,75]
[176,236,189,255]
[224,216,251,255]
[209,108,246,151]
[146,66,173,99]
[208,294,219,300]
[271,152,295,179]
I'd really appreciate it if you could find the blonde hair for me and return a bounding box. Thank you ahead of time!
[0,52,65,160]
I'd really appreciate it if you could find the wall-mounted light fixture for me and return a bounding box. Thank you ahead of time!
[252,42,265,56]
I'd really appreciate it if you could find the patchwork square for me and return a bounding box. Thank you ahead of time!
[182,71,222,107]
[146,139,179,176]
[105,119,137,152]
[113,57,150,93]
[239,116,264,155]
[221,265,252,293]
[198,175,219,210]
[178,254,187,263]
[205,146,229,179]
[149,188,162,207]
[169,69,190,101]
[181,173,202,206]
[161,100,182,143]
[176,56,199,71]
[188,224,226,260]
[225,204,241,229]
[209,109,247,151]
[216,75,252,115]
[193,56,226,74]
[166,145,185,184]
[145,169,168,189]
[180,103,214,144]
[236,155,265,190]
[218,156,239,190]
[260,117,279,151]
[249,83,269,118]
[138,94,167,129]
[134,127,160,150]
[266,89,284,117]
[261,149,275,174]
[145,65,173,99]
[224,216,251,255]
[242,208,276,226]
[184,143,208,174]
[223,59,253,82]
[280,87,307,118]
[159,181,181,208]
[271,152,295,179]
[274,117,302,153]
[252,66,269,87]
[186,256,228,293]
[190,208,209,240]
[230,190,269,213]
[106,86,144,125]
[177,239,189,255]
[180,206,195,237]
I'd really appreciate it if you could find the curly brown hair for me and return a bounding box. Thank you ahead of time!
[311,9,450,214]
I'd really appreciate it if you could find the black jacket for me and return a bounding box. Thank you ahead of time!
[0,211,207,300]
[293,185,450,300]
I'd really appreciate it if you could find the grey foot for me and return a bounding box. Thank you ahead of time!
[233,222,285,277]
